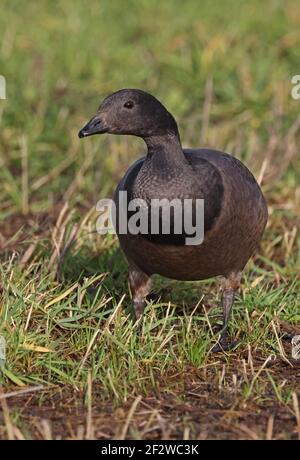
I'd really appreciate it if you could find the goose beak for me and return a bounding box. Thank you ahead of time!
[78,115,108,138]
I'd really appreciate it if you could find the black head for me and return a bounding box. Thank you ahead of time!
[78,89,179,139]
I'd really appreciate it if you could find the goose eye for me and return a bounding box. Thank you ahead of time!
[124,100,134,109]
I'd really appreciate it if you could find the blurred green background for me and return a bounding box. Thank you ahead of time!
[0,0,299,219]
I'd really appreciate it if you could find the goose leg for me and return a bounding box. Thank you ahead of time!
[212,272,241,352]
[128,264,152,326]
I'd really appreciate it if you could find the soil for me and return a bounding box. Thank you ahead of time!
[1,354,299,440]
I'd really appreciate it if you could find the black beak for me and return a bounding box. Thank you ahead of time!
[78,115,108,138]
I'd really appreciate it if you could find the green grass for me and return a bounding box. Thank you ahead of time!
[0,0,300,440]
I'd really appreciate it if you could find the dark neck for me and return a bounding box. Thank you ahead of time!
[143,132,185,164]
[133,131,191,198]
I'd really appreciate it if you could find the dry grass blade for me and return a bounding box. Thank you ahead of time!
[20,134,29,215]
[39,419,52,440]
[31,153,76,192]
[77,329,100,376]
[85,373,94,440]
[0,385,45,400]
[44,282,79,310]
[20,239,38,266]
[292,392,300,440]
[0,387,15,440]
[266,414,274,440]
[271,321,292,366]
[118,395,142,440]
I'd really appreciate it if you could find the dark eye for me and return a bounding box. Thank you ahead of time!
[124,100,134,109]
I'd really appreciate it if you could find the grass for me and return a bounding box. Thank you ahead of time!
[0,0,300,440]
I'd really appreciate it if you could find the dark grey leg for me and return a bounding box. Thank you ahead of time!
[212,272,241,352]
[221,288,235,337]
[128,264,152,325]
